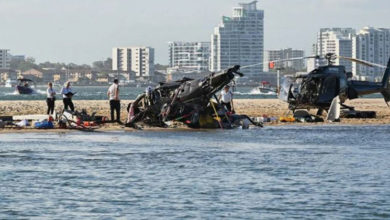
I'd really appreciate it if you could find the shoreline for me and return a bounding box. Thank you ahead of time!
[1,98,390,133]
[1,123,390,134]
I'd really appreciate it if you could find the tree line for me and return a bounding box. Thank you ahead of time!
[10,57,113,72]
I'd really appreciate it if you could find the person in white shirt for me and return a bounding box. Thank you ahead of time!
[107,79,120,123]
[60,81,75,112]
[219,85,234,112]
[46,82,56,115]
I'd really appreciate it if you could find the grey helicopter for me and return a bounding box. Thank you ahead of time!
[275,53,390,120]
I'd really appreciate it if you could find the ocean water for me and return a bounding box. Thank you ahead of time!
[0,86,277,101]
[0,125,389,219]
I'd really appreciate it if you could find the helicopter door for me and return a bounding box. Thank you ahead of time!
[279,76,295,101]
[317,76,339,105]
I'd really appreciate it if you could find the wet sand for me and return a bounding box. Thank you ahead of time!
[0,99,389,132]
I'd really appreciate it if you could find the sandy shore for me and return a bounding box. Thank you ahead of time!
[1,99,390,132]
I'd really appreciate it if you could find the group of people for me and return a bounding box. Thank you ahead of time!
[46,81,74,114]
[45,80,234,124]
[45,80,121,123]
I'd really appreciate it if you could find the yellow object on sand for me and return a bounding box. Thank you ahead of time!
[279,116,295,122]
[210,100,223,129]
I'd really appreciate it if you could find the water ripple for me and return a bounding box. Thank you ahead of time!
[0,125,389,219]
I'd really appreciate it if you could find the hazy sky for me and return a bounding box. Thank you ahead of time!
[0,0,389,65]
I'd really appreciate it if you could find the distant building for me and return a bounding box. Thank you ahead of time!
[0,49,10,69]
[66,69,98,84]
[19,68,67,83]
[10,55,25,62]
[168,41,210,72]
[153,71,166,83]
[0,69,18,83]
[112,46,155,80]
[353,27,390,80]
[210,1,264,76]
[306,44,319,72]
[313,28,355,72]
[264,48,305,72]
[21,68,44,79]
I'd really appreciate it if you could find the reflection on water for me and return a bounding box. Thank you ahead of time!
[0,125,390,219]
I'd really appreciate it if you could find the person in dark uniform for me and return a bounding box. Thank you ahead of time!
[46,82,56,115]
[60,81,75,111]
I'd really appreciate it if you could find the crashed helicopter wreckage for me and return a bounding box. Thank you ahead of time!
[125,65,263,129]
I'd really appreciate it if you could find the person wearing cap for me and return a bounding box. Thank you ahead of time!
[107,79,121,123]
[219,85,234,112]
[60,81,75,112]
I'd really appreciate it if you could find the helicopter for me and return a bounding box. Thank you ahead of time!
[275,53,390,119]
[125,65,263,129]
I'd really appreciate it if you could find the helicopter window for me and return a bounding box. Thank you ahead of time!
[317,76,339,104]
[339,78,347,89]
[327,67,340,73]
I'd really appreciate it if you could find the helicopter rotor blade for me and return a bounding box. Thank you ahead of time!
[240,56,323,70]
[270,56,322,63]
[338,56,387,68]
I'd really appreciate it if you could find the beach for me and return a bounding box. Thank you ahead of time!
[1,98,389,131]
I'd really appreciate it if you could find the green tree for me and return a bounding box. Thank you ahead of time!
[15,57,39,71]
[155,63,168,71]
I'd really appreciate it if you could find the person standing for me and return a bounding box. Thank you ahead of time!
[219,85,234,112]
[61,81,75,112]
[107,79,120,123]
[46,82,56,115]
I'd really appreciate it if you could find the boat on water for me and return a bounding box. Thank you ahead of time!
[5,79,17,88]
[257,81,277,94]
[15,79,36,94]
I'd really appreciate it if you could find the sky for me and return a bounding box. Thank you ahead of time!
[0,0,389,65]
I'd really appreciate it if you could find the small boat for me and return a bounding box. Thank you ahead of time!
[15,79,36,94]
[5,79,17,88]
[257,81,277,94]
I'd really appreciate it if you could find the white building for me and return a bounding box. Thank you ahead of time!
[311,28,355,72]
[168,42,210,72]
[112,47,155,79]
[210,1,264,76]
[264,48,305,72]
[353,27,390,80]
[0,49,10,69]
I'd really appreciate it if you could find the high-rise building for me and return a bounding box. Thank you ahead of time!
[0,49,10,69]
[264,48,305,72]
[112,47,155,79]
[313,28,355,72]
[168,42,210,72]
[353,27,390,80]
[210,1,264,75]
[306,44,319,72]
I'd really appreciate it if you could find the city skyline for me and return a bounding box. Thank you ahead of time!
[1,0,390,65]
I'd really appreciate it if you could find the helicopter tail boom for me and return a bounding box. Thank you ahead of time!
[380,58,390,103]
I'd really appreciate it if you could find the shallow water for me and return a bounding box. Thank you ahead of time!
[0,86,382,101]
[0,86,276,101]
[1,125,390,219]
